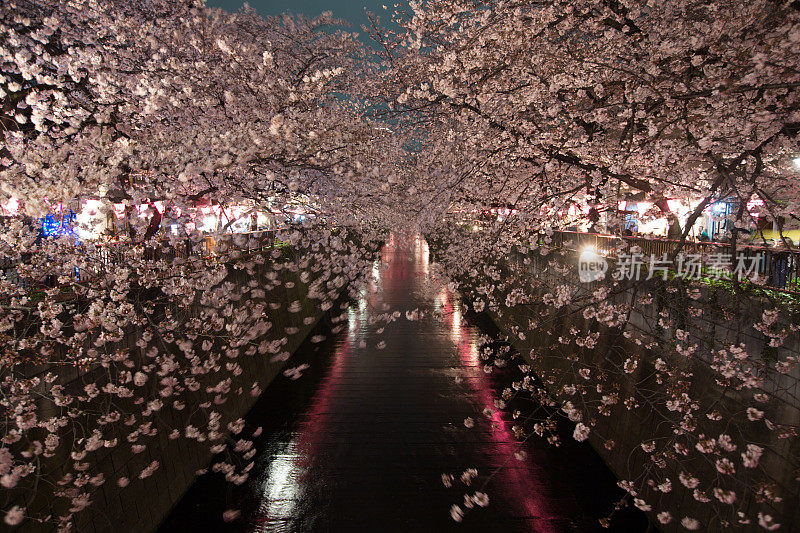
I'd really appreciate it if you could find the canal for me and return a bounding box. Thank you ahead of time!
[160,235,648,532]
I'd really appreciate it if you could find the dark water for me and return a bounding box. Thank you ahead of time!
[161,235,649,532]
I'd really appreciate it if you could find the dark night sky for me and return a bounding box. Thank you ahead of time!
[205,0,404,36]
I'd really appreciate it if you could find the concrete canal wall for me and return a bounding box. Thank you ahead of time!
[9,244,367,533]
[79,274,334,533]
[457,248,800,531]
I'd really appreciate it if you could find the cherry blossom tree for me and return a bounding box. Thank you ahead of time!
[369,0,800,528]
[2,0,397,216]
[1,0,391,528]
[2,0,800,530]
[372,0,800,239]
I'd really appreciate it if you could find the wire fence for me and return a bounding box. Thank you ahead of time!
[0,230,279,292]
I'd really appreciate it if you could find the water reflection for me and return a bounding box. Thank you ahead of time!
[163,234,647,532]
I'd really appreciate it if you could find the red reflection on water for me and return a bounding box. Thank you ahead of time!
[295,334,352,462]
[252,234,558,529]
[251,321,352,527]
[438,268,558,522]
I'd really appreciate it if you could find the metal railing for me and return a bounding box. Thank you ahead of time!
[0,230,279,292]
[546,231,800,294]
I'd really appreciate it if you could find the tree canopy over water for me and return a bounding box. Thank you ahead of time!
[1,0,799,529]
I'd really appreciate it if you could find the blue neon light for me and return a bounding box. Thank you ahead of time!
[41,211,77,238]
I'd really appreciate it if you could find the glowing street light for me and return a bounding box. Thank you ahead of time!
[1,197,19,215]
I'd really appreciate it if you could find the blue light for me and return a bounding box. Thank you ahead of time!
[41,211,77,238]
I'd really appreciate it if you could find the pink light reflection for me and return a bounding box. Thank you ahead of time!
[439,286,557,521]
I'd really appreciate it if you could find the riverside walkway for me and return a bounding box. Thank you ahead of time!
[162,235,646,532]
